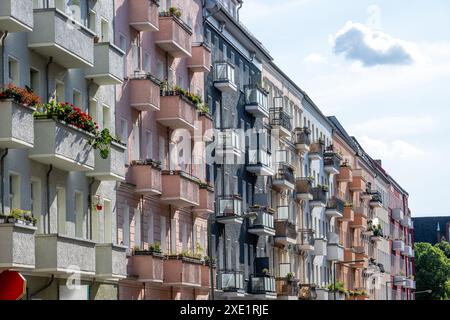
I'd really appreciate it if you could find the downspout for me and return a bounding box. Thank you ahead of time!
[237,1,243,21]
[88,178,95,240]
[140,195,144,248]
[46,57,53,102]
[1,31,8,88]
[87,79,94,114]
[0,149,9,214]
[30,274,54,300]
[46,165,53,234]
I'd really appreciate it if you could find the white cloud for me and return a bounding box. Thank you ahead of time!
[304,53,327,64]
[356,136,425,159]
[331,21,424,67]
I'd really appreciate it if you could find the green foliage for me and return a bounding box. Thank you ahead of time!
[435,241,450,259]
[327,281,347,294]
[414,242,450,300]
[8,209,37,226]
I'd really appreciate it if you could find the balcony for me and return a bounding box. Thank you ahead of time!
[314,238,327,256]
[270,108,292,139]
[244,85,269,118]
[350,170,366,192]
[249,275,277,298]
[35,234,96,276]
[157,93,198,133]
[217,195,243,225]
[129,0,159,32]
[316,288,329,300]
[310,187,327,208]
[154,13,192,58]
[393,275,406,286]
[327,242,344,262]
[86,142,126,181]
[296,178,313,201]
[201,264,216,288]
[217,271,245,297]
[369,191,383,208]
[130,161,162,195]
[0,100,34,149]
[163,256,202,287]
[29,119,94,172]
[193,185,215,218]
[247,149,274,176]
[325,197,345,218]
[404,279,416,289]
[0,222,36,271]
[129,76,161,112]
[0,0,33,32]
[392,208,404,221]
[338,206,354,222]
[273,164,295,191]
[213,61,237,93]
[195,112,214,142]
[248,206,275,237]
[187,43,211,73]
[129,251,164,283]
[350,211,367,230]
[29,8,94,69]
[294,127,311,153]
[309,142,324,161]
[353,247,369,268]
[85,42,124,85]
[297,229,315,252]
[403,245,413,257]
[324,152,341,174]
[276,278,299,300]
[337,166,353,182]
[401,215,412,228]
[95,244,127,281]
[274,207,297,245]
[160,170,200,208]
[216,130,242,159]
[344,248,355,262]
[393,239,405,252]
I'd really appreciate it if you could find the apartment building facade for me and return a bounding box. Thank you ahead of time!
[0,0,126,299]
[113,0,213,300]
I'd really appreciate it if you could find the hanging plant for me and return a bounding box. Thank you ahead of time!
[93,195,103,212]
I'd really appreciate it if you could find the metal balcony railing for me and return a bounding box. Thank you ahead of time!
[269,108,292,131]
[294,127,312,146]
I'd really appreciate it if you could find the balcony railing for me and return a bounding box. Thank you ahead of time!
[187,43,212,73]
[314,237,327,256]
[310,187,327,207]
[350,211,367,230]
[154,12,192,58]
[216,130,242,158]
[350,169,366,192]
[323,152,341,174]
[325,197,345,218]
[163,256,202,287]
[193,185,215,218]
[273,164,295,190]
[160,170,200,208]
[85,42,124,85]
[244,85,269,118]
[130,76,161,112]
[29,119,95,172]
[129,0,159,32]
[0,222,36,270]
[392,208,404,221]
[0,0,33,32]
[248,206,275,237]
[29,8,95,68]
[294,127,311,153]
[213,61,237,93]
[309,142,324,160]
[274,207,297,245]
[95,244,127,281]
[217,270,245,292]
[393,240,405,252]
[157,92,198,132]
[87,141,126,181]
[337,166,353,182]
[130,161,162,195]
[369,191,383,208]
[129,251,164,283]
[249,275,276,295]
[269,108,292,138]
[247,149,274,176]
[217,195,243,224]
[296,178,314,201]
[297,229,315,251]
[276,278,299,298]
[0,100,35,149]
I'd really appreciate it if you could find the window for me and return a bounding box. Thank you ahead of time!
[74,191,84,238]
[102,104,111,130]
[119,118,128,164]
[89,98,98,122]
[104,199,112,243]
[9,174,20,212]
[134,209,141,248]
[182,222,187,251]
[100,17,109,42]
[56,187,66,235]
[88,9,96,33]
[31,180,42,233]
[132,121,140,161]
[160,216,166,253]
[122,204,130,246]
[131,38,140,72]
[30,68,40,96]
[147,212,154,246]
[8,57,19,85]
[119,34,127,77]
[143,52,151,73]
[170,218,176,253]
[146,130,153,160]
[73,89,81,107]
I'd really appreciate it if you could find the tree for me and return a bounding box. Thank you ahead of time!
[435,241,450,259]
[414,242,450,300]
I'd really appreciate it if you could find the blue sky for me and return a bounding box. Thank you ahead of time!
[240,0,450,217]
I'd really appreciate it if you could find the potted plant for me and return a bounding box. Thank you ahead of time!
[286,272,295,282]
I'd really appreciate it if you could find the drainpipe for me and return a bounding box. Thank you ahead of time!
[0,149,8,214]
[0,31,8,88]
[87,79,94,114]
[46,165,53,234]
[46,57,53,102]
[88,178,95,240]
[140,195,144,248]
[237,1,243,21]
[30,274,54,300]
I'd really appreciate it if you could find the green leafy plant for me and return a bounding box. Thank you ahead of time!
[286,272,295,281]
[327,281,347,294]
[168,6,182,18]
[198,103,210,114]
[9,209,37,226]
